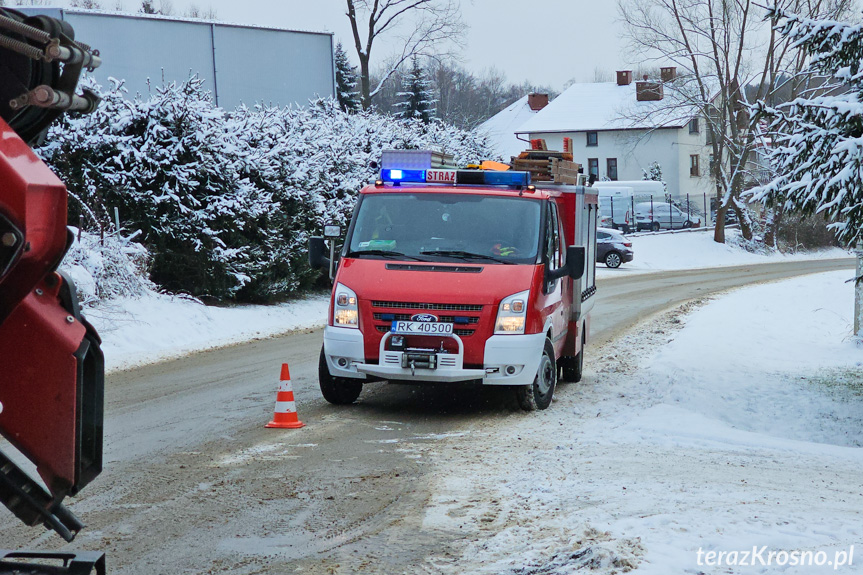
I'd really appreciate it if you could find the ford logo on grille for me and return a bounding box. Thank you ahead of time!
[411,313,438,322]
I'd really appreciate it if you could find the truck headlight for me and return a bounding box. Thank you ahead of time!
[333,283,358,328]
[495,290,529,335]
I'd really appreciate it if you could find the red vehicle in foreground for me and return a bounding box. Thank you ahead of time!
[0,8,106,573]
[311,151,598,411]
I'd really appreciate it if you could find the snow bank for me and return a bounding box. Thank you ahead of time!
[88,292,328,373]
[598,228,849,275]
[420,271,863,574]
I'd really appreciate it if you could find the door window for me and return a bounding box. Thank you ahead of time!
[545,202,561,293]
[546,202,561,268]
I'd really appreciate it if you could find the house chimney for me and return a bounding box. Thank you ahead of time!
[528,93,549,111]
[616,70,633,86]
[636,81,664,101]
[661,66,677,82]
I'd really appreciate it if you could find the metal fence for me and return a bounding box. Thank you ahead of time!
[600,192,719,233]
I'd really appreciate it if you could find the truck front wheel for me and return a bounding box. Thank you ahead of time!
[319,347,363,405]
[516,339,556,411]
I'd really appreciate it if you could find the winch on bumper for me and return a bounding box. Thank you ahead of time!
[322,326,545,386]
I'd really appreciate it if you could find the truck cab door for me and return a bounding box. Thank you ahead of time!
[541,202,569,349]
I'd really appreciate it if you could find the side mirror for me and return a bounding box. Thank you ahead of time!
[566,246,585,280]
[308,236,329,270]
[546,246,586,281]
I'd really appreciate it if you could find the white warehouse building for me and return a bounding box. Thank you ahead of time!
[515,69,714,214]
[17,8,336,109]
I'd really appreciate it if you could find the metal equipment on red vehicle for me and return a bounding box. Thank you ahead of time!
[0,8,106,574]
[310,150,598,411]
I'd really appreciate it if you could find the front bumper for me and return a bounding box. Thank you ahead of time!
[322,326,545,386]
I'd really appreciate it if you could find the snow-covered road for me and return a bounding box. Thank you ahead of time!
[2,259,856,574]
[421,270,863,574]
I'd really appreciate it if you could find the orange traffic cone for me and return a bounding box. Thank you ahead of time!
[265,364,305,429]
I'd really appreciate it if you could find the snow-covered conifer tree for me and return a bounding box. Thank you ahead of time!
[334,41,361,113]
[753,7,863,248]
[753,6,863,334]
[395,57,436,123]
[642,161,662,183]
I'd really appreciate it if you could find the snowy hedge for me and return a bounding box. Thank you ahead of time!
[39,77,495,302]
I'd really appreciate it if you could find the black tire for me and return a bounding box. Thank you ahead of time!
[559,351,583,383]
[319,347,362,405]
[621,224,631,234]
[683,220,693,229]
[605,251,623,268]
[515,339,556,411]
[650,221,661,232]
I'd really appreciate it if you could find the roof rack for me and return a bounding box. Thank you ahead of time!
[376,146,586,188]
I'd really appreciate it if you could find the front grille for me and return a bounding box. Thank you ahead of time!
[372,301,483,312]
[385,264,483,273]
[373,313,479,325]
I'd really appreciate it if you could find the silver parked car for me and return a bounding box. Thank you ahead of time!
[634,201,701,231]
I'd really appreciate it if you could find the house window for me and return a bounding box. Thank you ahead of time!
[586,131,598,147]
[690,154,700,177]
[689,118,700,134]
[588,158,599,178]
[607,158,618,181]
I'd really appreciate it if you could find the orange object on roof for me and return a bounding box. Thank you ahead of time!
[480,160,511,171]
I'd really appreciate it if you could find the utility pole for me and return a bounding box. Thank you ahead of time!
[856,242,863,337]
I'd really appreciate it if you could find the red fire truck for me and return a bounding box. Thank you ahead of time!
[311,151,598,411]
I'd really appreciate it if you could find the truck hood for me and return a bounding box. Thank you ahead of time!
[336,258,538,305]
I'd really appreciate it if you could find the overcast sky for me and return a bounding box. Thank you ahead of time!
[160,0,631,91]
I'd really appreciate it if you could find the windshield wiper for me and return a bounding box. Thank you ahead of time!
[420,250,515,265]
[347,249,427,261]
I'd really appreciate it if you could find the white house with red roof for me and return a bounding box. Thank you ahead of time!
[516,69,714,210]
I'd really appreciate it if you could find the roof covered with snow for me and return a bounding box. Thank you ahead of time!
[477,96,538,159]
[14,6,333,36]
[517,81,697,134]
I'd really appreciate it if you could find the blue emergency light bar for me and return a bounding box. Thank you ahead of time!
[379,168,531,187]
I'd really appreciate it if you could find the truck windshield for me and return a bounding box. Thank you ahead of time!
[347,193,541,264]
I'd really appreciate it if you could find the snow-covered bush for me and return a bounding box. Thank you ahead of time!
[38,77,495,302]
[60,229,154,307]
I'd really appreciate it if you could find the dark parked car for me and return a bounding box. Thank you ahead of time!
[597,227,634,268]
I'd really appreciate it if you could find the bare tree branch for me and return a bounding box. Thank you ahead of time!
[617,0,855,243]
[345,0,465,110]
